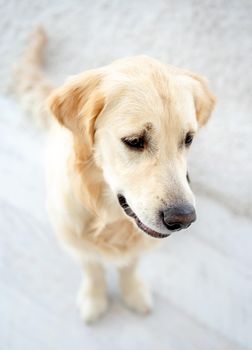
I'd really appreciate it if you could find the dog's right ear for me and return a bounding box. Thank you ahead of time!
[183,71,216,127]
[47,70,105,141]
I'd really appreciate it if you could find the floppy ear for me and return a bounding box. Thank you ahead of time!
[47,71,105,213]
[47,70,105,144]
[186,72,216,127]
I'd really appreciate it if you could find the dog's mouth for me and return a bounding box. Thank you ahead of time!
[117,194,170,239]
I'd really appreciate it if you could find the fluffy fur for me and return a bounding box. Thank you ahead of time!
[13,28,216,323]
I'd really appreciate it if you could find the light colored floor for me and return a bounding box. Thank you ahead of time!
[1,95,252,350]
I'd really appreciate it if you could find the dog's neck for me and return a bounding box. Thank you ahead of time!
[71,136,124,225]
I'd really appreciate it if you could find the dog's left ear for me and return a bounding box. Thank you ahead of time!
[186,72,216,127]
[47,70,105,212]
[47,70,105,145]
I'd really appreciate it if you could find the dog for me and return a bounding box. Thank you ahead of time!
[13,28,216,323]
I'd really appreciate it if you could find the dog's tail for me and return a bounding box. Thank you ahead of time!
[10,26,53,129]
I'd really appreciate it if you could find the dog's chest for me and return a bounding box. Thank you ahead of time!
[83,217,156,261]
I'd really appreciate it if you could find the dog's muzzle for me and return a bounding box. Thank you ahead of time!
[117,194,196,238]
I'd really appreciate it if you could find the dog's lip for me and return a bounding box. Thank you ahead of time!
[117,194,170,239]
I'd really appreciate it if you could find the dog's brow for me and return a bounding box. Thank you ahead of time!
[128,123,153,138]
[138,123,153,137]
[144,122,153,131]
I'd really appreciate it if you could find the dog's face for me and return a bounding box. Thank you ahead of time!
[48,56,215,238]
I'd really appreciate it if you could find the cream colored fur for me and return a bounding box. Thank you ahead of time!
[14,28,215,323]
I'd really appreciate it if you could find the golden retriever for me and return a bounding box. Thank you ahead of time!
[13,28,216,323]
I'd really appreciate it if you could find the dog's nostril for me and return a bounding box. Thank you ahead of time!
[166,223,182,231]
[162,204,196,232]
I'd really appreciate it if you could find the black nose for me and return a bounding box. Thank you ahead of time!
[161,204,196,231]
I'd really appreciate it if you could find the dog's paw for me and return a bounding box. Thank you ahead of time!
[76,290,108,324]
[121,279,153,315]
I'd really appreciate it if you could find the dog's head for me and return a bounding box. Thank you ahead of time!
[48,56,215,238]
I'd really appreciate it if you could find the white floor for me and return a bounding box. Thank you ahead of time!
[1,95,252,350]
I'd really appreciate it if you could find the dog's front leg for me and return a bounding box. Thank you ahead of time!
[118,259,153,314]
[77,260,108,323]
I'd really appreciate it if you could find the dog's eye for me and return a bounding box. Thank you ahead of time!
[185,133,194,147]
[121,136,145,150]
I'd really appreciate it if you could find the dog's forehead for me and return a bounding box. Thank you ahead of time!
[99,62,198,134]
[114,87,195,130]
